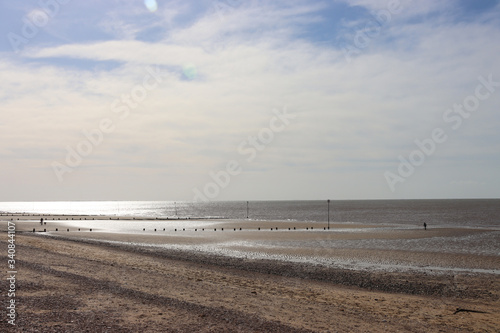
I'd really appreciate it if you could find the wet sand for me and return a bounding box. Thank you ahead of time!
[1,215,499,332]
[7,216,500,274]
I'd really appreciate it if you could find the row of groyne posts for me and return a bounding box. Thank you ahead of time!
[2,214,198,221]
[5,199,336,233]
[164,226,325,232]
[29,226,327,233]
[33,228,93,232]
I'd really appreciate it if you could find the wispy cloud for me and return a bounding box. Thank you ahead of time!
[1,0,499,200]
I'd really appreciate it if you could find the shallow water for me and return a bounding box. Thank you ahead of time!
[40,220,500,275]
[52,219,218,233]
[270,231,500,256]
[3,199,500,228]
[75,237,499,275]
[7,199,499,274]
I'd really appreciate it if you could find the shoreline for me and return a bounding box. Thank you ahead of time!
[41,232,500,276]
[1,215,499,276]
[23,232,500,298]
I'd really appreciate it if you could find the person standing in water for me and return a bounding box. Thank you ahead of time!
[423,222,427,230]
[40,218,44,225]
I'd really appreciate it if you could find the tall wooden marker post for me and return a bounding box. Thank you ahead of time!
[327,199,330,229]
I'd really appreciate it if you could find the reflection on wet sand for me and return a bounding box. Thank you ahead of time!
[9,217,499,275]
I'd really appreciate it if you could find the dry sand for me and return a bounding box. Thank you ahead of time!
[0,215,499,332]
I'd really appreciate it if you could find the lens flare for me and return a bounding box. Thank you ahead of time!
[144,0,158,12]
[182,64,198,80]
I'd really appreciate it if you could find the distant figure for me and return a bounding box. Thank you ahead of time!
[40,218,44,226]
[423,222,427,230]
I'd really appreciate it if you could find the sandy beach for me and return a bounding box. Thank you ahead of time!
[1,215,499,332]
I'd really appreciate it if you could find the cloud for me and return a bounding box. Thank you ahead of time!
[1,0,500,200]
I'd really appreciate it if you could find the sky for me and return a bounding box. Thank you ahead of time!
[1,0,499,202]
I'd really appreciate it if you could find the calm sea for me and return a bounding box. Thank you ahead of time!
[1,199,499,228]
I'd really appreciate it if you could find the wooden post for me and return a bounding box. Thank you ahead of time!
[327,199,331,230]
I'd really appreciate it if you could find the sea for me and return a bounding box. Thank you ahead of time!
[1,199,499,229]
[2,199,499,273]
